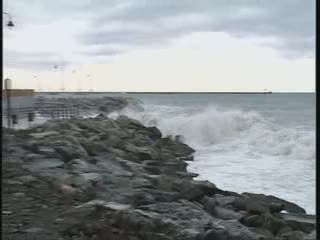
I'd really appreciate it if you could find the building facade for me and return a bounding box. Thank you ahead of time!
[2,89,35,128]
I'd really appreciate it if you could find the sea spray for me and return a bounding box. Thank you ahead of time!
[113,104,315,160]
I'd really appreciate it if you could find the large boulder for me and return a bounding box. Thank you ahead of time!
[137,127,162,141]
[232,197,269,214]
[219,220,268,240]
[156,137,195,158]
[242,193,306,214]
[278,213,316,234]
[116,115,146,130]
[122,143,160,161]
[24,158,65,171]
[241,213,288,235]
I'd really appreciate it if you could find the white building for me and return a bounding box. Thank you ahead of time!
[2,89,35,128]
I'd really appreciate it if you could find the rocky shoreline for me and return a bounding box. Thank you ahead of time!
[2,96,316,240]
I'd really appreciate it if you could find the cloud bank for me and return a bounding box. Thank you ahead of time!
[3,0,315,69]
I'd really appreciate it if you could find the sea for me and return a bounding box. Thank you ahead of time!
[114,93,316,214]
[31,92,317,214]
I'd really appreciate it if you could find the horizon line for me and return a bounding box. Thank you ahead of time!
[34,91,315,94]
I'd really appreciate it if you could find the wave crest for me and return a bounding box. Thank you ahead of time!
[112,105,315,160]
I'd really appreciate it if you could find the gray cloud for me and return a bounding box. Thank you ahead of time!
[3,0,315,69]
[85,0,315,57]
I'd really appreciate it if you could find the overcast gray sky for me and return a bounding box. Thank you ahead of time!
[3,0,315,92]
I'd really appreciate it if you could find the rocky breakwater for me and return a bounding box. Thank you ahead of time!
[2,115,316,240]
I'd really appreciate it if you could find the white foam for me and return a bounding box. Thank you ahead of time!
[117,104,315,161]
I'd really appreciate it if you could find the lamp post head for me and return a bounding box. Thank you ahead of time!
[7,20,14,27]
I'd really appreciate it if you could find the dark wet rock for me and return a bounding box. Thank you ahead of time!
[80,141,107,156]
[241,213,288,235]
[117,115,146,130]
[176,171,199,179]
[201,227,229,240]
[219,220,267,240]
[53,143,88,162]
[122,143,160,160]
[103,134,123,147]
[107,147,130,158]
[277,230,307,240]
[24,227,47,233]
[68,159,99,172]
[37,146,61,158]
[269,203,285,213]
[242,193,306,214]
[15,175,38,184]
[155,137,195,158]
[29,131,59,139]
[232,196,269,214]
[212,206,245,220]
[240,214,265,227]
[138,127,162,140]
[213,194,238,208]
[24,158,65,171]
[277,213,316,234]
[303,230,316,240]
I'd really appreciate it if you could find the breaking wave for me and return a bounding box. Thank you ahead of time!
[111,104,315,160]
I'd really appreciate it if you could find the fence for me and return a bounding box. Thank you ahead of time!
[2,102,94,128]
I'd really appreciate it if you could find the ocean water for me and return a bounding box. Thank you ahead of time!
[112,93,315,214]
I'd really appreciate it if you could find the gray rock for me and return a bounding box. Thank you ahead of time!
[29,131,58,139]
[2,211,12,215]
[175,180,218,201]
[24,227,47,233]
[54,144,88,161]
[116,115,146,130]
[123,143,159,160]
[214,195,238,208]
[75,200,131,211]
[80,172,102,183]
[258,213,287,235]
[240,214,265,227]
[15,175,37,184]
[25,158,64,171]
[12,192,25,197]
[202,227,228,240]
[242,193,306,214]
[279,213,316,234]
[303,230,316,240]
[202,196,217,213]
[103,135,123,147]
[233,196,269,214]
[220,220,266,240]
[278,230,307,240]
[212,206,245,220]
[107,147,130,158]
[24,153,45,161]
[69,159,99,172]
[137,127,162,141]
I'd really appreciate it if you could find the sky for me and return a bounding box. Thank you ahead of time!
[3,0,315,92]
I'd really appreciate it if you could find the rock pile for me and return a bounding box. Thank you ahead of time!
[2,113,316,239]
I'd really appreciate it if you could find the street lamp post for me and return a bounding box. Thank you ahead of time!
[3,11,15,28]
